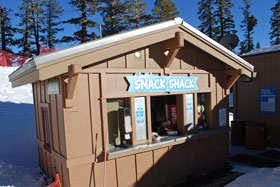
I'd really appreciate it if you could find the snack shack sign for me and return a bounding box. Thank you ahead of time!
[126,73,198,92]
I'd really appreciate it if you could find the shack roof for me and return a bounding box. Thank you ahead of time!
[9,17,254,87]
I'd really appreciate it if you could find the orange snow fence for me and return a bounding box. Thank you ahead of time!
[47,174,62,187]
[40,44,59,55]
[0,50,30,67]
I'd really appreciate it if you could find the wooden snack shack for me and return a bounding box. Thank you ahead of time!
[9,18,253,187]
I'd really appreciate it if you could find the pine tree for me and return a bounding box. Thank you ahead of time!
[30,0,46,55]
[239,0,257,54]
[256,42,260,49]
[152,0,179,23]
[214,0,236,41]
[197,0,216,38]
[0,6,16,52]
[43,0,64,48]
[15,0,35,57]
[270,0,280,45]
[123,0,152,29]
[62,0,98,43]
[99,0,126,37]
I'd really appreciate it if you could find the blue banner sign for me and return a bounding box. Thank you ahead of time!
[126,73,198,92]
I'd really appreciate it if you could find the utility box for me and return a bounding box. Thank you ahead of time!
[231,120,245,146]
[246,122,266,150]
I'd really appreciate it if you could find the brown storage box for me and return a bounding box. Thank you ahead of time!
[246,122,266,150]
[231,120,245,146]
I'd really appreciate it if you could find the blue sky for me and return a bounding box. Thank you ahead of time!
[0,0,276,51]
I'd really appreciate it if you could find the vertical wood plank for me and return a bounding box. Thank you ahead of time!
[146,96,152,143]
[50,95,60,153]
[32,83,40,139]
[136,151,154,181]
[41,81,46,103]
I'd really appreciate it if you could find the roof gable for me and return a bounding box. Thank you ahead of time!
[9,17,254,87]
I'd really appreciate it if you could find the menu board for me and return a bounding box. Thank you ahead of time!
[219,108,227,127]
[135,97,147,140]
[186,94,194,131]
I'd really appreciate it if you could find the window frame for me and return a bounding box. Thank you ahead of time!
[40,103,52,152]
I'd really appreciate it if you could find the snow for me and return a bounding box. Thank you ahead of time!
[226,167,280,187]
[0,67,33,104]
[242,44,280,56]
[0,66,45,187]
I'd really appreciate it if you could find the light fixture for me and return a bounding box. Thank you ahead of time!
[135,51,141,58]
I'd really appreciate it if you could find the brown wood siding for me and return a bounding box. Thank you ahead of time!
[236,53,280,147]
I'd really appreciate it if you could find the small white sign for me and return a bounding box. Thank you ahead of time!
[186,94,194,131]
[135,97,147,140]
[219,108,227,127]
[47,79,60,95]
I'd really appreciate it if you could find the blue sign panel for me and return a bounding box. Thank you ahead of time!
[126,73,198,92]
[260,88,277,115]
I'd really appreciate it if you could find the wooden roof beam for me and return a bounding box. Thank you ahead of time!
[164,31,184,68]
[225,69,242,90]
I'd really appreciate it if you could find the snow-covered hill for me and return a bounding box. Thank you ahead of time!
[0,66,45,187]
[0,67,33,104]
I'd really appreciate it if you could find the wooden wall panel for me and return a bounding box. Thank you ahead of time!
[50,95,60,153]
[116,155,137,187]
[36,82,44,141]
[64,74,92,158]
[94,160,117,187]
[32,83,40,140]
[126,50,145,69]
[108,56,126,68]
[41,81,46,103]
[153,147,169,178]
[89,74,103,157]
[136,151,154,181]
[68,164,94,187]
[148,44,163,69]
[57,76,66,156]
[169,144,185,175]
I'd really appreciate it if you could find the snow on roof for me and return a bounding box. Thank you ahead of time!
[9,17,253,82]
[241,44,280,57]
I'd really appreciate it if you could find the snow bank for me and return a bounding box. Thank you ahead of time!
[226,167,280,187]
[0,161,45,187]
[0,67,33,104]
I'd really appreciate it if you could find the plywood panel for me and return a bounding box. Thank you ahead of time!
[64,74,92,158]
[136,151,154,181]
[68,164,94,187]
[116,155,137,187]
[89,74,103,157]
[169,144,185,174]
[108,55,126,68]
[94,160,117,187]
[170,56,181,69]
[33,83,40,140]
[148,44,163,69]
[50,95,60,153]
[127,50,145,69]
[153,147,169,177]
[57,77,66,156]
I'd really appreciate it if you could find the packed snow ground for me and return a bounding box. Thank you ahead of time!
[1,66,280,186]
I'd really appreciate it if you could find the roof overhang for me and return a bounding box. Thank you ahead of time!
[9,17,254,87]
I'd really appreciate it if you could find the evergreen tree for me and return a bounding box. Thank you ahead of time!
[62,0,98,43]
[123,0,152,29]
[239,0,257,54]
[256,42,260,49]
[99,0,126,37]
[30,0,46,55]
[197,0,216,38]
[270,0,280,45]
[214,0,236,40]
[0,6,16,52]
[152,0,179,23]
[43,0,64,48]
[15,0,35,57]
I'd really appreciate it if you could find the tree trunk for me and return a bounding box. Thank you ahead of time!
[81,0,87,43]
[0,6,7,51]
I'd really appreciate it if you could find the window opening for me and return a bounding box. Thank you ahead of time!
[197,93,207,129]
[42,107,51,151]
[107,99,132,148]
[151,95,178,139]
